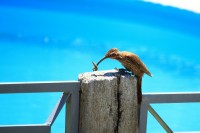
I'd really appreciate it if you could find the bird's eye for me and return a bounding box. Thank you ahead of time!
[110,53,116,57]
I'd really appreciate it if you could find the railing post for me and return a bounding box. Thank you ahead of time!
[139,101,149,133]
[66,91,79,133]
[78,70,139,133]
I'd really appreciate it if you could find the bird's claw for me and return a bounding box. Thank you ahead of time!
[115,68,133,75]
[115,68,127,74]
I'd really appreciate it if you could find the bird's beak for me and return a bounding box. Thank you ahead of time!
[97,56,107,66]
[92,56,107,71]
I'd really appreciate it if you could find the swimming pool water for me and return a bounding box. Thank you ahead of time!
[1,1,200,132]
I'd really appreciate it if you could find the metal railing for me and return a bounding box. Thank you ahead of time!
[139,92,200,133]
[1,81,200,133]
[0,81,80,133]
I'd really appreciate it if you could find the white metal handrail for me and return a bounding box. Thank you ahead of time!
[139,92,200,133]
[0,81,80,133]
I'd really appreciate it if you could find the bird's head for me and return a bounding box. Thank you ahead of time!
[96,48,120,66]
[105,48,119,59]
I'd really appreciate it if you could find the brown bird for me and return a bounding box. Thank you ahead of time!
[93,48,152,104]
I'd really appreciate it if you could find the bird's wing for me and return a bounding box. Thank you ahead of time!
[124,53,141,69]
[125,53,152,77]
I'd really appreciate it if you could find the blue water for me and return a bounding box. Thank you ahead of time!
[1,1,200,132]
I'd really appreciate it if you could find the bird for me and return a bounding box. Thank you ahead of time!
[92,48,152,104]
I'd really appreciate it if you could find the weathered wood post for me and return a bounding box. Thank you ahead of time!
[78,70,138,133]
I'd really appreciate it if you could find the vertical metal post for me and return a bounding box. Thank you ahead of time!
[66,94,71,133]
[66,91,79,133]
[139,101,149,133]
[46,93,70,126]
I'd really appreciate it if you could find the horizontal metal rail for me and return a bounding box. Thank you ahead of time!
[0,124,50,133]
[0,81,80,133]
[143,92,200,103]
[0,81,79,93]
[139,92,200,133]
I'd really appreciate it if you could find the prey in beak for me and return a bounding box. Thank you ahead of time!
[92,56,107,71]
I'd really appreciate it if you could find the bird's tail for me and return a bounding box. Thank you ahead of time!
[136,76,142,104]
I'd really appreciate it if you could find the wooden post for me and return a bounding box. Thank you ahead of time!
[78,70,138,133]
